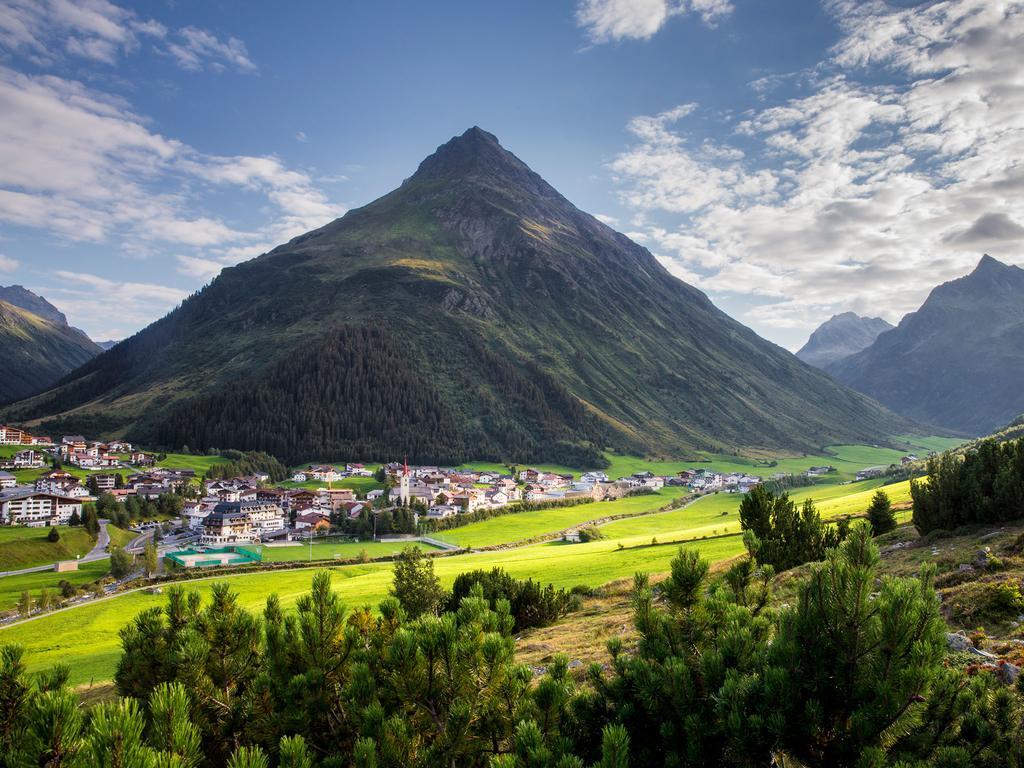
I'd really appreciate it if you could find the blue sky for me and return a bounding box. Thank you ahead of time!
[0,0,1020,347]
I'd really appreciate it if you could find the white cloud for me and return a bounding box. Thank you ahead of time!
[0,0,253,72]
[164,26,255,72]
[608,0,1024,347]
[0,254,18,272]
[41,270,190,339]
[576,0,732,43]
[295,131,308,143]
[0,64,345,335]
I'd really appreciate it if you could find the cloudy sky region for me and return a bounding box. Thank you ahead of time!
[0,0,1020,347]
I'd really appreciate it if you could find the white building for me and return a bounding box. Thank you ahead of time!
[1,491,82,526]
[200,505,257,545]
[426,504,459,519]
[239,500,286,534]
[0,426,26,444]
[12,450,45,469]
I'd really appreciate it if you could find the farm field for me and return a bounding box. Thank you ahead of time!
[0,525,96,571]
[257,538,442,562]
[431,488,685,548]
[0,560,109,612]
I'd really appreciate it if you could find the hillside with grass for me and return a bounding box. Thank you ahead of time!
[4,128,909,464]
[0,298,100,404]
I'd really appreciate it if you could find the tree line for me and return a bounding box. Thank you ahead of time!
[912,437,1024,533]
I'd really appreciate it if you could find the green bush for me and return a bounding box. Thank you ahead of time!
[446,567,577,631]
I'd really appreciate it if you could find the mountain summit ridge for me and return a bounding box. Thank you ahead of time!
[796,312,894,369]
[4,128,906,463]
[828,254,1024,435]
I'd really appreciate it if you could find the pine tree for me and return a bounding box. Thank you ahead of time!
[866,489,896,535]
[390,546,444,619]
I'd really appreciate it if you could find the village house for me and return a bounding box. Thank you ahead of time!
[92,474,117,491]
[183,500,212,530]
[13,450,45,469]
[294,510,330,531]
[320,487,357,510]
[287,489,319,512]
[130,451,155,466]
[290,471,308,482]
[0,425,26,444]
[427,504,459,519]
[805,466,835,477]
[200,504,257,545]
[856,466,886,481]
[0,490,83,526]
[308,465,341,483]
[0,472,16,489]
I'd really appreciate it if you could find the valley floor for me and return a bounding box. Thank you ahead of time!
[0,447,933,686]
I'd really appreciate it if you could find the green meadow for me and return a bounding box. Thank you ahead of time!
[0,526,96,570]
[432,488,685,548]
[1,534,744,687]
[257,538,442,563]
[155,452,232,474]
[0,560,109,612]
[460,437,958,484]
[0,438,955,687]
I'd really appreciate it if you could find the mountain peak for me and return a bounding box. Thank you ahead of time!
[797,312,893,369]
[408,126,540,188]
[0,284,67,326]
[971,253,1013,276]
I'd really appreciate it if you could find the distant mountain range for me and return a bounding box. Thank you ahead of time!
[797,312,894,369]
[2,128,906,464]
[0,286,101,405]
[827,255,1024,436]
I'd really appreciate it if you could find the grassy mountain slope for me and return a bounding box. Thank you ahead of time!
[828,255,1024,436]
[3,128,908,463]
[0,299,101,405]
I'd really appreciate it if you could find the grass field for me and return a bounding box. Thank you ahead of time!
[0,560,109,612]
[154,453,232,474]
[431,488,686,548]
[0,526,97,571]
[106,526,136,549]
[0,438,957,687]
[257,539,442,562]
[460,437,960,484]
[0,533,745,686]
[277,476,383,495]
